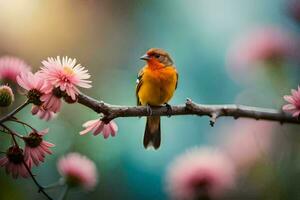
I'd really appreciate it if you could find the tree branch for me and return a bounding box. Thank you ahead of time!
[77,93,299,125]
[0,100,29,124]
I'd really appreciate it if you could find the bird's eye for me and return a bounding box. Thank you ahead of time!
[154,54,160,59]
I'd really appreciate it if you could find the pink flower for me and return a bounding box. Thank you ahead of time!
[40,90,63,113]
[17,72,57,119]
[0,56,31,83]
[287,0,300,23]
[283,86,300,117]
[23,129,55,168]
[227,27,298,83]
[228,27,296,67]
[166,147,236,200]
[220,119,274,169]
[80,119,118,139]
[17,72,48,105]
[41,56,91,100]
[0,146,29,178]
[57,152,98,190]
[31,106,56,121]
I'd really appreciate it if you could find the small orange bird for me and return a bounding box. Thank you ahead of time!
[136,48,178,149]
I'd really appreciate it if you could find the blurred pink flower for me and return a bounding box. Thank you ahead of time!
[288,0,300,23]
[80,119,118,139]
[0,146,29,178]
[57,152,98,190]
[23,129,55,168]
[282,86,300,117]
[221,119,274,169]
[41,56,91,100]
[31,106,56,121]
[0,56,31,82]
[228,27,297,68]
[166,147,236,200]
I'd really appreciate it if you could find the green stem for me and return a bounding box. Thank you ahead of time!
[9,119,37,132]
[44,179,64,190]
[59,186,70,200]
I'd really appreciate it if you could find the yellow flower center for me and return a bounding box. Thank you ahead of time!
[63,66,75,76]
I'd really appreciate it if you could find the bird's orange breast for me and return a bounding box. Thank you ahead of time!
[137,66,177,106]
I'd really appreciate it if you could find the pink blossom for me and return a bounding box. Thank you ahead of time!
[17,72,48,104]
[166,147,236,200]
[57,152,98,190]
[228,27,296,68]
[227,27,298,83]
[282,86,300,117]
[23,129,55,168]
[31,106,56,121]
[0,56,31,83]
[17,72,56,119]
[40,91,63,113]
[0,146,29,178]
[288,0,300,23]
[80,119,118,139]
[220,119,274,169]
[40,56,91,100]
[17,71,46,93]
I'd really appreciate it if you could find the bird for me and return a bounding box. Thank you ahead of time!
[136,48,178,149]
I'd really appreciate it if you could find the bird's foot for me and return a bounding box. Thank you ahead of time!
[164,103,172,117]
[146,104,153,116]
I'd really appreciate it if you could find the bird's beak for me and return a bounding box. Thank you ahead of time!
[140,54,150,61]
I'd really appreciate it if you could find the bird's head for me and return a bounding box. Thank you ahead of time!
[140,48,174,68]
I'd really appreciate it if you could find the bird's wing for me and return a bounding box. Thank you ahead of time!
[135,68,144,106]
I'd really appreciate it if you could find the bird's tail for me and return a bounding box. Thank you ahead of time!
[143,116,161,149]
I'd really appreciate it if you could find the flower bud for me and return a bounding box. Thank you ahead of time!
[0,85,14,107]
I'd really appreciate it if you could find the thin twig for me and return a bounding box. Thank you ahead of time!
[9,119,37,132]
[77,93,300,125]
[0,100,29,123]
[0,124,23,139]
[22,160,53,200]
[59,185,69,200]
[1,124,53,200]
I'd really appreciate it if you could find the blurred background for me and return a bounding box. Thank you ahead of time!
[1,0,300,199]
